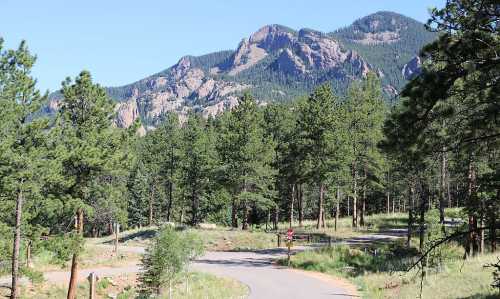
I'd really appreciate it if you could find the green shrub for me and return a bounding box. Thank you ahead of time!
[138,226,204,297]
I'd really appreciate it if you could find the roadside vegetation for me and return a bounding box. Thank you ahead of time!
[284,243,498,298]
[15,272,248,299]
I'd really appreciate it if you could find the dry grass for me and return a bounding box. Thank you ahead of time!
[16,271,248,299]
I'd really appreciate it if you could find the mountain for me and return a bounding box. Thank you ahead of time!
[47,11,435,130]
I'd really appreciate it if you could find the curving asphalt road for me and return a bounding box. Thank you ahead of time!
[192,249,358,298]
[2,229,408,298]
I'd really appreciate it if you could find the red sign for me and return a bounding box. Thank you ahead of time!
[286,229,294,241]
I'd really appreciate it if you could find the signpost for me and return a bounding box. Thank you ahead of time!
[286,228,294,266]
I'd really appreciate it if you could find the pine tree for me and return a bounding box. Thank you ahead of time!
[297,84,347,229]
[217,93,274,229]
[0,40,49,299]
[55,71,116,299]
[179,113,216,225]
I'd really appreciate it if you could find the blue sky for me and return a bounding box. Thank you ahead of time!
[1,0,445,92]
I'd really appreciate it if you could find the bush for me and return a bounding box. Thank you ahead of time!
[138,226,204,297]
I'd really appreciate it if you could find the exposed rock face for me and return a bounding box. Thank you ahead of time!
[402,56,422,80]
[115,96,139,128]
[48,12,435,131]
[113,56,249,129]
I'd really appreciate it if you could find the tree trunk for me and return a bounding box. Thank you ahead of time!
[266,209,270,231]
[191,188,199,226]
[289,184,295,228]
[167,145,174,222]
[335,188,340,232]
[347,195,350,217]
[466,157,478,257]
[407,186,415,248]
[297,184,303,227]
[439,149,447,225]
[149,185,155,226]
[273,203,279,231]
[26,240,32,268]
[10,189,23,299]
[242,201,249,230]
[386,171,390,214]
[242,183,249,230]
[490,189,498,252]
[316,183,325,229]
[361,182,366,226]
[231,197,238,228]
[419,184,427,253]
[352,163,358,228]
[166,181,173,222]
[67,209,83,299]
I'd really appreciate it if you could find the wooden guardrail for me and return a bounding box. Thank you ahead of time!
[277,232,332,247]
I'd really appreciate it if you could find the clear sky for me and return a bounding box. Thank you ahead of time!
[1,0,445,92]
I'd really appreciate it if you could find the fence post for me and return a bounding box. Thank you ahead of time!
[114,223,120,253]
[328,236,332,247]
[277,234,281,247]
[88,272,96,299]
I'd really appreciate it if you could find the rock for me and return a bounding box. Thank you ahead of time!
[402,56,422,80]
[115,98,139,128]
[197,223,217,229]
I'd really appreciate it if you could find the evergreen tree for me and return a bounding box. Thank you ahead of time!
[217,93,274,229]
[0,40,49,299]
[55,71,116,299]
[297,84,347,229]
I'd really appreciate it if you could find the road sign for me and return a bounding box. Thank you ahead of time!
[286,228,294,241]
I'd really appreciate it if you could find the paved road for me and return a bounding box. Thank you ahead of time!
[0,245,359,298]
[0,229,407,298]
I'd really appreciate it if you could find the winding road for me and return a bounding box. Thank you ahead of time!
[0,230,408,298]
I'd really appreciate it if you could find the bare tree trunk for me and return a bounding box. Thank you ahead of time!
[439,149,447,225]
[149,185,155,226]
[166,181,173,222]
[231,197,238,228]
[26,240,32,268]
[242,183,249,230]
[242,202,249,230]
[10,189,23,299]
[273,203,279,231]
[297,184,304,227]
[316,183,325,229]
[419,184,427,253]
[67,209,83,299]
[386,171,390,214]
[407,185,415,248]
[352,162,358,228]
[166,145,175,222]
[491,189,498,252]
[335,188,340,232]
[466,157,478,257]
[347,195,350,217]
[266,209,270,231]
[191,188,199,226]
[289,184,295,228]
[360,166,367,226]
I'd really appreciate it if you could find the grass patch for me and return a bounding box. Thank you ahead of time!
[284,242,498,298]
[17,272,248,299]
[94,225,277,251]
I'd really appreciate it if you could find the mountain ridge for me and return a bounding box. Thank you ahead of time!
[48,11,435,130]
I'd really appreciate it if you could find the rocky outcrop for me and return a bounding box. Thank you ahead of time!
[402,56,422,80]
[47,12,433,131]
[115,96,140,128]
